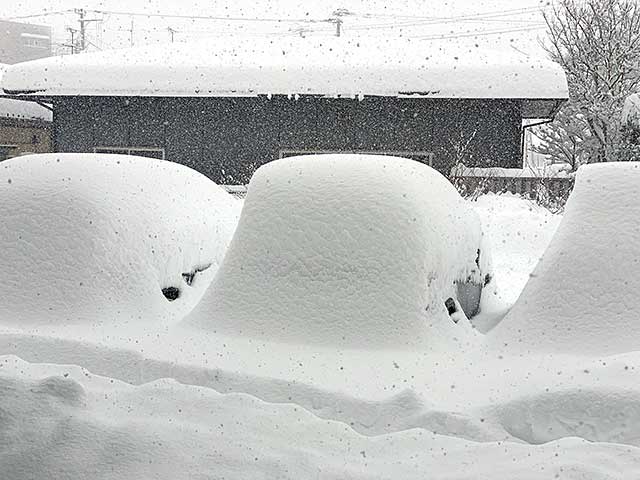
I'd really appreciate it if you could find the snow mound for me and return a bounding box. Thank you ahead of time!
[2,356,639,480]
[185,154,491,350]
[0,153,240,328]
[488,163,640,355]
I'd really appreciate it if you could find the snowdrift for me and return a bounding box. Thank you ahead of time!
[185,154,491,350]
[0,153,240,328]
[489,163,640,355]
[2,356,639,480]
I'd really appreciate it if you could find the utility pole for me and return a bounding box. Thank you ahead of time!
[66,27,77,54]
[129,19,134,46]
[330,8,352,37]
[74,8,102,52]
[167,26,176,43]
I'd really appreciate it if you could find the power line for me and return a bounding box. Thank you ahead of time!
[409,24,545,41]
[6,9,73,20]
[352,17,545,28]
[348,7,546,32]
[104,26,293,37]
[87,9,326,24]
[355,5,547,22]
[348,17,544,32]
[5,6,549,49]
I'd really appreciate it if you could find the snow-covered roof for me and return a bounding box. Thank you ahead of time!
[0,63,52,121]
[0,98,53,121]
[1,36,568,116]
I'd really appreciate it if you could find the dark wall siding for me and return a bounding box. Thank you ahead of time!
[53,96,522,184]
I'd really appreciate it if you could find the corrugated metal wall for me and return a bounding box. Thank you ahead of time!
[54,96,522,184]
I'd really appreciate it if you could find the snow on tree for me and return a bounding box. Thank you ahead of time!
[618,93,640,161]
[622,93,640,126]
[533,105,592,170]
[535,0,640,166]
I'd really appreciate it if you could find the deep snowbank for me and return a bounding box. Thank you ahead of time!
[0,153,240,328]
[488,163,640,355]
[2,356,639,480]
[185,154,491,350]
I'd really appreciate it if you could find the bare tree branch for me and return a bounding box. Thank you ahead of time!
[538,0,640,165]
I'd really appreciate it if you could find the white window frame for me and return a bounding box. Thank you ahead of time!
[279,149,434,167]
[94,146,165,160]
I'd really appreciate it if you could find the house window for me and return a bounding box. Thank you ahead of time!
[279,149,434,167]
[94,147,165,160]
[0,145,18,161]
[21,33,50,49]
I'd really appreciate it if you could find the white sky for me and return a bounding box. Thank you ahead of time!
[0,0,551,56]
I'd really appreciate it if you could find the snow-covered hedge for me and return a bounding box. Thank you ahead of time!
[0,153,240,328]
[185,154,491,350]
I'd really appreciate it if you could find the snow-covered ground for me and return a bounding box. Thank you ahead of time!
[2,155,640,479]
[470,193,561,332]
[3,355,640,480]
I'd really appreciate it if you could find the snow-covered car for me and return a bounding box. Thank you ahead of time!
[0,153,240,327]
[185,154,493,350]
[489,162,640,356]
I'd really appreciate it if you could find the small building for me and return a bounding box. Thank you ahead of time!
[0,64,52,161]
[0,19,52,64]
[1,37,568,183]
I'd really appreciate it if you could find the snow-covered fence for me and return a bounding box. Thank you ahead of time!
[452,175,573,197]
[451,175,574,208]
[221,185,248,199]
[225,177,574,207]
